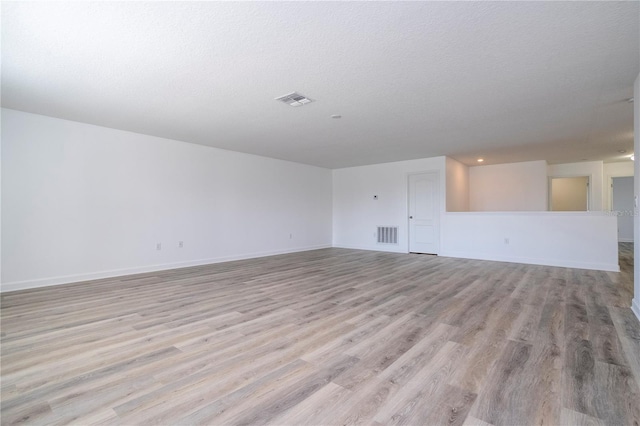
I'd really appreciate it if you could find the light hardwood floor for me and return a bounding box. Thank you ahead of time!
[2,246,640,425]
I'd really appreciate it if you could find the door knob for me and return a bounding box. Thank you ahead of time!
[409,216,413,219]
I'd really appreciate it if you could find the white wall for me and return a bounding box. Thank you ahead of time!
[3,107,629,293]
[1,109,333,291]
[333,156,446,253]
[332,154,619,271]
[441,212,619,272]
[633,72,640,321]
[446,157,469,212]
[469,160,548,211]
[604,161,634,210]
[604,161,634,177]
[548,161,604,211]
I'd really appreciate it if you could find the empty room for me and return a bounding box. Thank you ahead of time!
[2,2,640,425]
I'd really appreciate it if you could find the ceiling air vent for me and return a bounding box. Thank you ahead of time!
[275,92,313,107]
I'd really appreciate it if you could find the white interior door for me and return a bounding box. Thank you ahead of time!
[408,172,439,254]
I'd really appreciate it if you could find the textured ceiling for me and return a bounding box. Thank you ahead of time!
[2,1,638,168]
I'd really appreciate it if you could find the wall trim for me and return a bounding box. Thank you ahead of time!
[438,250,620,272]
[332,244,407,254]
[334,244,620,272]
[0,245,332,293]
[619,238,634,243]
[334,246,619,272]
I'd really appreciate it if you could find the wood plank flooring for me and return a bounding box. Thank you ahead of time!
[1,245,639,425]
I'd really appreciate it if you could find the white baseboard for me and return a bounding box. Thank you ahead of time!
[0,245,332,293]
[618,238,634,243]
[438,250,620,272]
[632,298,640,323]
[5,244,623,293]
[332,244,407,254]
[333,246,620,272]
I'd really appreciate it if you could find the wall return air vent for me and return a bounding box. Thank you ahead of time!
[377,226,399,244]
[275,92,313,107]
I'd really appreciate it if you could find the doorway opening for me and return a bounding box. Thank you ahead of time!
[609,174,635,310]
[612,176,634,243]
[548,176,590,211]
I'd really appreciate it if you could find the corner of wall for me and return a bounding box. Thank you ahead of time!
[445,157,470,212]
[633,71,640,320]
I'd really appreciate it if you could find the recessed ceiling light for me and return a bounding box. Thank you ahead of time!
[477,158,484,163]
[331,115,342,119]
[275,92,313,107]
[618,149,627,153]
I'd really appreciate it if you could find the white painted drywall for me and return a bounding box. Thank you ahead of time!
[547,161,604,211]
[633,72,640,321]
[612,177,634,242]
[604,161,634,211]
[469,160,548,211]
[604,161,635,177]
[441,212,619,271]
[332,156,446,253]
[1,109,333,291]
[446,157,469,212]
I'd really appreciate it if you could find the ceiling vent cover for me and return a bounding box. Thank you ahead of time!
[275,92,313,107]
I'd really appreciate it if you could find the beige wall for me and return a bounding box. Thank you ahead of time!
[547,161,604,211]
[550,177,588,211]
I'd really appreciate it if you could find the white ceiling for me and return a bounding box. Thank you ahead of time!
[2,1,638,169]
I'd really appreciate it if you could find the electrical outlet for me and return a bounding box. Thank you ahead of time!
[179,241,184,248]
[289,233,293,239]
[504,238,510,245]
[156,243,162,250]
